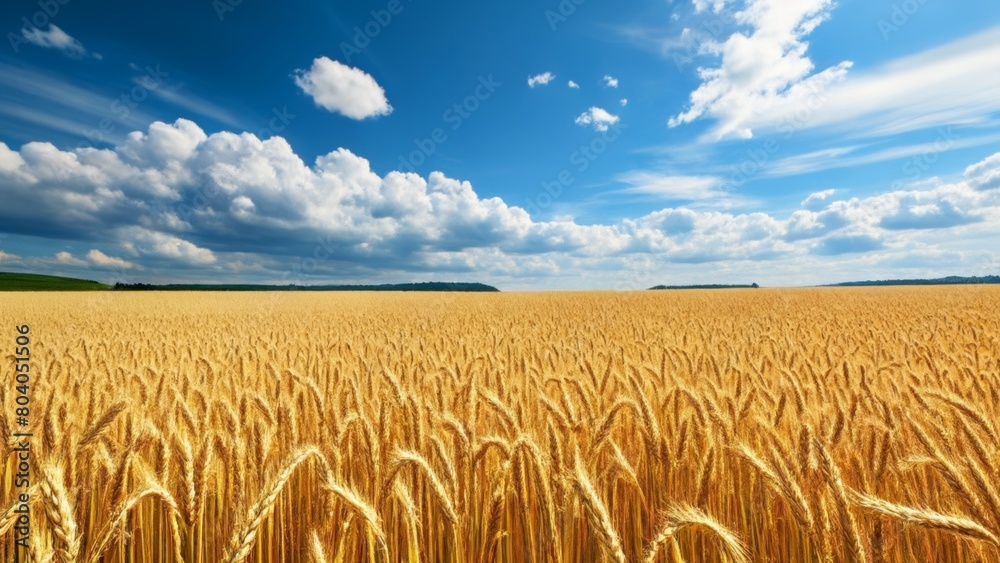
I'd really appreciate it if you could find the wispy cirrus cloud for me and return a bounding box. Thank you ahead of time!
[146,84,245,129]
[762,131,1000,179]
[765,25,1000,139]
[670,7,1000,146]
[19,24,97,59]
[0,60,248,147]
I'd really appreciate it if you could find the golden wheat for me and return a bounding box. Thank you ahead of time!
[0,287,998,561]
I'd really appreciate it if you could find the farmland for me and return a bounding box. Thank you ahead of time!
[1,288,999,562]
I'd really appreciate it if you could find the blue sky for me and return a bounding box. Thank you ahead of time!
[1,0,999,289]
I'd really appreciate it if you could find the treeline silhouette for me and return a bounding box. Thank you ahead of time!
[826,275,1000,287]
[113,281,500,292]
[649,283,760,290]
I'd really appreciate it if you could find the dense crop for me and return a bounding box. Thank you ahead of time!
[2,287,999,562]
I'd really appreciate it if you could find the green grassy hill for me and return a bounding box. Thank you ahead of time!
[0,272,111,291]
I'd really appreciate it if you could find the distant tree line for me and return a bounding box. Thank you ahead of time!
[112,281,500,292]
[826,275,1000,287]
[649,283,760,290]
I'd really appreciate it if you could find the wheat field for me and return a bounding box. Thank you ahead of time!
[1,287,999,562]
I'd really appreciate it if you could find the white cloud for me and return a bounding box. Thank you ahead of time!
[86,249,139,270]
[568,80,580,89]
[603,75,619,88]
[20,24,91,58]
[0,249,20,263]
[294,57,392,120]
[0,119,632,272]
[0,119,998,287]
[669,0,850,140]
[801,189,835,210]
[616,173,729,202]
[528,72,556,88]
[54,251,87,266]
[614,171,756,210]
[966,153,1000,191]
[693,0,728,13]
[123,229,216,265]
[620,98,628,107]
[575,107,620,132]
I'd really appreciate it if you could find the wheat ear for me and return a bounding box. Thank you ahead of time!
[851,489,1000,546]
[571,450,626,563]
[225,446,323,563]
[645,504,750,563]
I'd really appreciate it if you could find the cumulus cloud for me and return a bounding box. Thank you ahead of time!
[86,249,140,269]
[0,118,998,287]
[966,152,1000,191]
[575,107,620,132]
[568,80,580,89]
[123,229,216,265]
[20,24,92,58]
[52,249,140,270]
[669,0,851,140]
[603,75,619,88]
[54,251,87,266]
[0,119,631,273]
[878,193,981,231]
[620,98,628,107]
[294,57,392,119]
[528,72,555,88]
[801,189,835,210]
[0,249,20,263]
